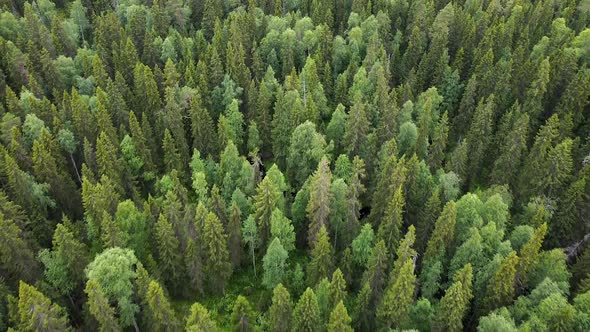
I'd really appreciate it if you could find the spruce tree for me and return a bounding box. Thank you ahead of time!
[155,213,182,291]
[203,212,232,294]
[293,287,321,332]
[483,251,519,313]
[328,301,353,332]
[517,223,547,289]
[146,280,178,331]
[85,279,120,332]
[307,225,335,287]
[376,259,416,329]
[329,269,347,309]
[307,157,333,247]
[432,264,474,332]
[228,202,243,269]
[268,283,293,332]
[377,185,405,257]
[186,302,217,331]
[16,281,70,331]
[231,295,256,332]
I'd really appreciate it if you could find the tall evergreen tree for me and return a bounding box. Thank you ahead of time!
[268,283,293,332]
[203,212,232,294]
[432,264,474,331]
[232,295,256,332]
[307,157,333,246]
[307,226,335,286]
[293,287,321,332]
[327,301,353,332]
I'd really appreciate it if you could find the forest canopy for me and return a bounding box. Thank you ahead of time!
[1,0,590,330]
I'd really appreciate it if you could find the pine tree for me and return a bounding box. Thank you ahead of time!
[432,264,473,331]
[268,283,293,332]
[204,212,232,294]
[146,280,178,331]
[327,301,353,332]
[307,226,335,286]
[85,279,120,332]
[293,287,321,332]
[307,157,333,247]
[263,238,289,289]
[232,295,256,332]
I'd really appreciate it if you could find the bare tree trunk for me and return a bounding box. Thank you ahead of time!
[70,153,82,184]
[565,231,590,264]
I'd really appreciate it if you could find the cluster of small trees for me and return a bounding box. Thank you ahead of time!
[1,0,590,330]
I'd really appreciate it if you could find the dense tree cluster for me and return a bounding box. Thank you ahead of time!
[1,0,590,330]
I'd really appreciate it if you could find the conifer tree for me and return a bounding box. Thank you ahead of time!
[465,95,495,183]
[307,225,335,286]
[377,186,405,257]
[517,223,547,289]
[423,201,457,264]
[85,279,120,332]
[432,264,474,332]
[228,202,243,268]
[328,301,353,332]
[376,258,416,329]
[483,251,519,313]
[490,110,530,186]
[155,213,182,291]
[361,240,389,307]
[268,283,293,332]
[203,212,232,294]
[146,280,178,331]
[344,95,370,158]
[185,238,205,297]
[307,157,333,246]
[329,269,347,309]
[293,287,321,332]
[16,281,70,331]
[186,302,217,331]
[253,177,280,245]
[232,295,256,332]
